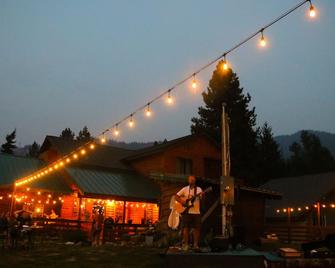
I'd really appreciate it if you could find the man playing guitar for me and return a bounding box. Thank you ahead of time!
[175,175,203,251]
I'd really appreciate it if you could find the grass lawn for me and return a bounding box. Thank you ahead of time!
[0,243,165,268]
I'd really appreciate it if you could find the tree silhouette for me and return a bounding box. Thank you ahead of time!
[1,129,17,154]
[77,126,93,142]
[287,131,335,176]
[191,61,259,184]
[256,122,284,184]
[60,128,75,140]
[27,141,40,158]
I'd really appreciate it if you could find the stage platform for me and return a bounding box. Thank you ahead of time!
[165,247,284,268]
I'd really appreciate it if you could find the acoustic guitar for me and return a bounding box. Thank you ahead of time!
[168,186,212,229]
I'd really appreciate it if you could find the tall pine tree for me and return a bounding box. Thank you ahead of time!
[27,141,40,158]
[60,128,75,140]
[77,126,93,142]
[256,122,284,184]
[191,61,259,184]
[1,129,17,154]
[287,131,335,176]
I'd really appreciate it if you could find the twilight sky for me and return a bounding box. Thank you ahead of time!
[0,0,334,146]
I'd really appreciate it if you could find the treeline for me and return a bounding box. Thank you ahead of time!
[0,126,93,158]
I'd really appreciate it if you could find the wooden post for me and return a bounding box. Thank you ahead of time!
[287,207,291,244]
[9,184,17,216]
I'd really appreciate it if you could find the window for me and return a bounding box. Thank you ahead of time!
[176,158,193,175]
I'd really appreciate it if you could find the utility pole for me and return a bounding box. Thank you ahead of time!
[220,103,233,238]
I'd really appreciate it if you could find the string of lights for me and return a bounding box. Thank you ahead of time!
[275,203,335,214]
[14,0,317,187]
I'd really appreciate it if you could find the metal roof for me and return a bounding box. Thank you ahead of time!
[40,136,135,170]
[0,153,71,193]
[262,172,335,217]
[67,167,160,201]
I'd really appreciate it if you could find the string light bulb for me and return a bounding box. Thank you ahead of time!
[100,136,106,144]
[114,125,120,136]
[166,90,173,105]
[260,30,266,47]
[128,115,134,128]
[90,144,95,150]
[191,74,197,89]
[145,104,152,117]
[222,55,229,72]
[309,1,316,18]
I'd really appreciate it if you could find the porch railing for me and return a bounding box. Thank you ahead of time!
[265,224,335,244]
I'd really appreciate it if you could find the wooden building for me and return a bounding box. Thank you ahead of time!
[0,134,280,243]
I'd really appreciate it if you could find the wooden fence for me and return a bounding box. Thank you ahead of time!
[265,224,335,244]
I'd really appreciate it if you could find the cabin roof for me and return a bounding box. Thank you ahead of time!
[261,172,335,217]
[0,153,71,193]
[40,135,135,170]
[67,167,160,201]
[124,134,219,161]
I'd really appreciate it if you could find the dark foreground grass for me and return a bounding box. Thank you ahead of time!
[0,243,165,268]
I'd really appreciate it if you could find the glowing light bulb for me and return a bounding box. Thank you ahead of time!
[309,4,316,18]
[167,91,173,105]
[80,149,86,155]
[100,137,106,143]
[145,104,151,117]
[128,116,134,128]
[191,75,197,89]
[59,161,64,166]
[66,158,71,163]
[73,154,78,159]
[222,60,228,71]
[114,126,120,136]
[260,31,266,47]
[90,144,95,150]
[54,164,58,169]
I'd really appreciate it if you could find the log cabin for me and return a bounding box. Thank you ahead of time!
[0,134,280,243]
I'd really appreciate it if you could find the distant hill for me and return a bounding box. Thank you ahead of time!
[275,130,335,158]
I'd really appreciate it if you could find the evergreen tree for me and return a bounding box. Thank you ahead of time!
[1,129,17,154]
[256,122,284,184]
[60,128,75,140]
[191,61,259,184]
[27,141,40,158]
[287,131,335,176]
[76,126,92,142]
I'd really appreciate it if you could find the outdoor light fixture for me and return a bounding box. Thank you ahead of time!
[90,144,95,150]
[145,104,152,117]
[114,125,120,136]
[222,54,229,71]
[166,90,173,105]
[128,114,134,127]
[100,136,106,144]
[191,74,197,89]
[309,1,316,18]
[260,30,266,47]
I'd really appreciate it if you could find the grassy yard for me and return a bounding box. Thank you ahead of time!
[0,243,165,268]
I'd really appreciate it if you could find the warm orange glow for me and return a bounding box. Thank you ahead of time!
[53,200,56,204]
[309,5,316,18]
[167,94,173,105]
[145,106,152,117]
[260,35,266,47]
[35,208,41,213]
[80,149,86,155]
[191,77,197,89]
[298,207,301,211]
[290,208,294,212]
[305,206,309,210]
[322,204,326,208]
[26,187,30,191]
[49,167,53,172]
[331,204,335,208]
[90,144,95,149]
[48,194,52,198]
[128,118,134,127]
[100,137,106,143]
[37,191,41,195]
[59,161,64,166]
[283,208,287,213]
[54,164,59,169]
[222,60,229,71]
[73,154,78,159]
[114,128,120,136]
[66,158,71,163]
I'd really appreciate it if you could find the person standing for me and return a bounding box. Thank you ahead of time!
[175,175,202,251]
